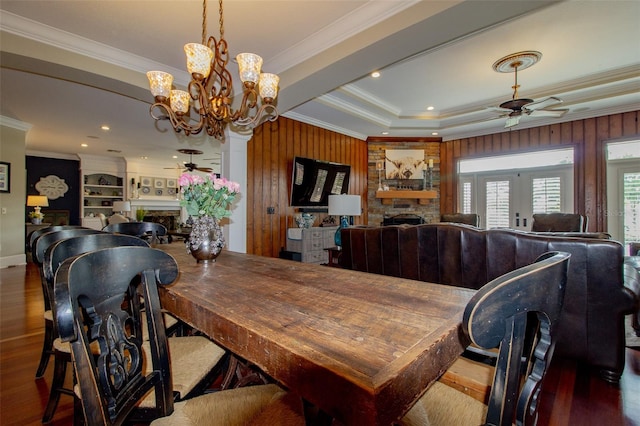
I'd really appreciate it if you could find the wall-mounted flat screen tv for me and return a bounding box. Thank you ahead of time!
[290,157,351,207]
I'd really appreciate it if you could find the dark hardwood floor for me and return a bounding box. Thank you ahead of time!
[1,259,638,425]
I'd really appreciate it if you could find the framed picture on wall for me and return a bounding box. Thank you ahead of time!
[0,162,10,193]
[384,149,425,179]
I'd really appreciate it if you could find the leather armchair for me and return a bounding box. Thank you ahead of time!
[531,213,587,232]
[441,213,480,227]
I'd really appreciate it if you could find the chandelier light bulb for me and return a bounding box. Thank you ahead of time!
[170,90,190,115]
[185,43,214,79]
[147,71,173,101]
[258,73,279,102]
[236,53,263,85]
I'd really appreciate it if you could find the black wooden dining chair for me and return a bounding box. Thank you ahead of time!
[54,246,305,426]
[40,232,209,423]
[32,228,104,379]
[27,225,87,254]
[103,221,168,244]
[401,251,570,426]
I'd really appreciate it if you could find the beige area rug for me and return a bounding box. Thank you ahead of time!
[626,315,640,348]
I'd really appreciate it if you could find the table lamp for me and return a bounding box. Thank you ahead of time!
[112,201,131,216]
[328,194,361,246]
[27,195,49,217]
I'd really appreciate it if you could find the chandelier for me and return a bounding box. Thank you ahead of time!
[147,0,279,140]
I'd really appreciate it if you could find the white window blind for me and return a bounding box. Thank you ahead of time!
[532,177,562,213]
[623,171,640,245]
[486,180,510,228]
[462,182,471,214]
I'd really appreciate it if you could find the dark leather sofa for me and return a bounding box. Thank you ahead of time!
[338,223,639,383]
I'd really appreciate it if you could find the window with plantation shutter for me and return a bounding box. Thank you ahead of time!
[623,171,640,246]
[485,180,510,228]
[462,181,472,214]
[532,177,562,213]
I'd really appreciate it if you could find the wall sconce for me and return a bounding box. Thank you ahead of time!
[376,160,384,191]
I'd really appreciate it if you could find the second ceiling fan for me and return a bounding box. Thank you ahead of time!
[491,51,568,128]
[165,149,213,173]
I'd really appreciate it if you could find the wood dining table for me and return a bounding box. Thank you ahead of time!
[156,243,475,425]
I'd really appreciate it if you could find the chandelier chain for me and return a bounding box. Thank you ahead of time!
[218,0,224,40]
[201,0,207,44]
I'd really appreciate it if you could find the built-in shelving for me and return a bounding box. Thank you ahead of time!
[82,173,124,217]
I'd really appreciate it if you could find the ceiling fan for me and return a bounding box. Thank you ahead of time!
[491,51,568,128]
[164,149,213,173]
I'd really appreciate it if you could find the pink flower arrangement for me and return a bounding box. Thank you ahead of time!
[179,173,240,219]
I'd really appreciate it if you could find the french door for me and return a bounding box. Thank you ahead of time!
[467,166,573,229]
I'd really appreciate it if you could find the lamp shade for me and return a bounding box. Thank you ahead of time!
[27,195,49,207]
[184,43,213,78]
[146,71,173,100]
[328,195,361,216]
[258,73,279,101]
[236,53,263,84]
[112,201,131,213]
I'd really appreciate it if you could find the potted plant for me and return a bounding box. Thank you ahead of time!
[29,211,44,225]
[136,208,147,222]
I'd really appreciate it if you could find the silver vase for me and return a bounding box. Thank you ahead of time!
[187,216,225,263]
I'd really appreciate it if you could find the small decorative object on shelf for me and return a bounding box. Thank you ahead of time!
[179,172,240,263]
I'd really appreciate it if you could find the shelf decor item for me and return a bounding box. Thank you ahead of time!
[178,172,240,263]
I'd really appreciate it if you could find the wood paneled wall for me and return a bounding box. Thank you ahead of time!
[441,111,639,232]
[247,116,368,257]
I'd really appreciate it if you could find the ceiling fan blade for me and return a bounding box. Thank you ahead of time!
[528,108,569,117]
[197,167,213,173]
[525,96,563,111]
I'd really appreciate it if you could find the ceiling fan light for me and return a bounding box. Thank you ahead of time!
[170,90,190,114]
[147,71,173,100]
[259,73,279,102]
[184,43,214,79]
[236,53,263,85]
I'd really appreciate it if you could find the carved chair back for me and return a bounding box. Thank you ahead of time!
[54,246,179,425]
[464,251,570,425]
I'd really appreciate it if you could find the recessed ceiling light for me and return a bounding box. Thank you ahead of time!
[431,132,439,136]
[172,155,178,159]
[81,143,88,147]
[101,125,110,131]
[371,71,381,78]
[381,131,389,135]
[141,156,148,160]
[427,106,434,111]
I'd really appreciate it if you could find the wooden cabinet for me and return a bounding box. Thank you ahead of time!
[82,173,124,217]
[286,227,338,264]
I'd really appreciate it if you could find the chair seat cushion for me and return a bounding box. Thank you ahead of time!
[150,384,305,426]
[140,336,226,407]
[401,381,487,426]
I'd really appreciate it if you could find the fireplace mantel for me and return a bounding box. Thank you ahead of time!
[130,199,181,210]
